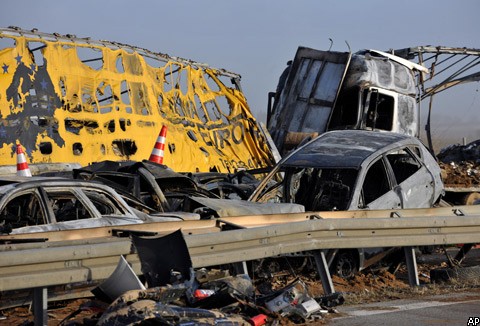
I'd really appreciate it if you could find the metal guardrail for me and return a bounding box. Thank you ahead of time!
[1,206,480,292]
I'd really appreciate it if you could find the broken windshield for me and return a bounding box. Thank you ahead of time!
[256,167,358,211]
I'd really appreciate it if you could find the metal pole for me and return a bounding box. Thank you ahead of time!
[313,250,335,295]
[425,96,435,155]
[404,247,419,286]
[33,287,48,326]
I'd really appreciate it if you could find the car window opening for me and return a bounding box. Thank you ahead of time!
[362,160,390,205]
[1,193,46,228]
[365,90,394,131]
[290,168,357,211]
[329,87,360,130]
[51,197,92,222]
[386,148,422,184]
[83,190,124,215]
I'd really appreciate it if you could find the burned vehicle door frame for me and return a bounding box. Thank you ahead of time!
[384,145,438,209]
[0,187,50,229]
[356,144,432,210]
[358,156,401,210]
[43,186,132,224]
[0,179,144,234]
[361,88,397,132]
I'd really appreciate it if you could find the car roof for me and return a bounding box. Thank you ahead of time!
[0,176,118,194]
[0,175,65,186]
[281,130,415,169]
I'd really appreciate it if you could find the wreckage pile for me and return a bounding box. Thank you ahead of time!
[439,161,480,187]
[20,231,343,325]
[88,274,341,326]
[4,245,480,325]
[437,140,480,187]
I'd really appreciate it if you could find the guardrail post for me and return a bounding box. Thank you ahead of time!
[453,243,474,264]
[33,287,48,326]
[313,250,335,295]
[404,246,419,286]
[232,261,249,275]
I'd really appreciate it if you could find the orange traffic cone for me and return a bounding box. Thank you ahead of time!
[149,125,167,164]
[16,143,32,177]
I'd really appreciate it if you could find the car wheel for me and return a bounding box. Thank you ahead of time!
[332,251,358,279]
[463,192,480,205]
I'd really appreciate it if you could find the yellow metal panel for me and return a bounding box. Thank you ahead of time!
[0,28,274,172]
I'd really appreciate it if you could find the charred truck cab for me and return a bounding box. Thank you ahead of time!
[268,47,429,154]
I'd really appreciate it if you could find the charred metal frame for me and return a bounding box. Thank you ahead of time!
[392,46,480,154]
[2,27,241,80]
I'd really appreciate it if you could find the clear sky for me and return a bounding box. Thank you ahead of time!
[1,0,479,149]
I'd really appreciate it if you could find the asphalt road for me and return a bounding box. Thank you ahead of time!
[328,290,480,326]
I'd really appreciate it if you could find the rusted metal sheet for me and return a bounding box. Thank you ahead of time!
[268,47,351,153]
[0,27,274,172]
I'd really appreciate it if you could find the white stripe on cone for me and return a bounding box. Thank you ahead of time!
[149,126,167,164]
[16,143,32,177]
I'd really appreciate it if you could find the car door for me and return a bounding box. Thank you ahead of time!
[42,186,141,231]
[359,157,402,210]
[385,146,435,208]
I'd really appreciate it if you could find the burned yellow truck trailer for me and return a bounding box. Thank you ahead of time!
[0,27,275,172]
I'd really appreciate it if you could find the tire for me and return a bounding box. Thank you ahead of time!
[463,192,480,205]
[331,251,358,279]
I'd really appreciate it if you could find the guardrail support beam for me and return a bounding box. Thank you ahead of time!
[404,246,419,286]
[232,261,249,275]
[313,250,335,295]
[33,287,48,326]
[453,243,474,264]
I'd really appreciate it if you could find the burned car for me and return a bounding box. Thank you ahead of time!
[73,160,302,218]
[249,130,444,277]
[0,177,195,235]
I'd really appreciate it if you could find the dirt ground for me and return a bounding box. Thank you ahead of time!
[2,247,479,326]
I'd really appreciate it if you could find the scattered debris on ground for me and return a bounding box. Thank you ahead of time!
[2,247,479,325]
[439,161,480,187]
[437,139,480,187]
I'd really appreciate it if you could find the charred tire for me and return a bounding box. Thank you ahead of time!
[331,250,358,279]
[463,192,480,205]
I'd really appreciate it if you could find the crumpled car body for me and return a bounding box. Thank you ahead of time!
[249,130,444,277]
[0,176,195,235]
[74,160,303,218]
[250,130,443,210]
